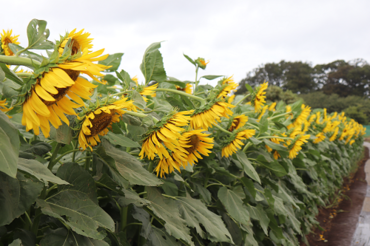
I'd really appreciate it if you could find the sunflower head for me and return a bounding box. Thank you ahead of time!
[221,129,255,157]
[78,97,135,150]
[58,29,93,56]
[252,82,268,112]
[176,83,192,94]
[1,29,20,56]
[216,76,238,99]
[195,57,209,69]
[228,115,248,131]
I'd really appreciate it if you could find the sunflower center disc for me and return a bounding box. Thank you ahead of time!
[185,135,200,154]
[89,112,113,136]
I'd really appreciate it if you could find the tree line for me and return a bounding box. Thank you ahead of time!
[235,59,370,124]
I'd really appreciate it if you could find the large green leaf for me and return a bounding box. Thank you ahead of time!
[40,228,109,246]
[140,42,167,84]
[37,190,114,240]
[177,194,233,244]
[0,171,43,226]
[26,19,54,49]
[102,141,162,186]
[49,121,73,144]
[17,158,68,185]
[146,188,193,245]
[117,189,150,207]
[0,111,20,178]
[235,151,261,184]
[104,131,140,148]
[246,204,270,235]
[57,162,98,204]
[98,53,124,72]
[144,227,181,246]
[256,155,287,177]
[218,187,250,226]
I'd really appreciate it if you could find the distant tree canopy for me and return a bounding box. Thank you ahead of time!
[236,59,370,98]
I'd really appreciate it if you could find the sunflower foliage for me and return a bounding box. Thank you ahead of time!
[0,19,366,246]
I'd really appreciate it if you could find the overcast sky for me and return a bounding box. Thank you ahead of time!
[2,0,370,85]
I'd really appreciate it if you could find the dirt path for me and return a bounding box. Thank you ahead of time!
[301,145,369,246]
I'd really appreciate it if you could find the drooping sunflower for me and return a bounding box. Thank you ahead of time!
[22,68,97,137]
[313,132,325,144]
[268,102,276,111]
[0,99,12,114]
[222,129,255,157]
[1,29,20,56]
[288,134,310,159]
[349,139,355,145]
[176,83,192,94]
[329,127,339,141]
[257,105,268,122]
[191,101,235,130]
[252,82,268,112]
[177,129,214,166]
[292,104,311,127]
[139,110,193,160]
[155,155,182,178]
[217,76,238,99]
[78,97,135,150]
[139,83,158,102]
[58,29,93,55]
[229,115,248,131]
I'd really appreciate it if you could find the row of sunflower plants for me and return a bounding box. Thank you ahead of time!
[0,19,365,246]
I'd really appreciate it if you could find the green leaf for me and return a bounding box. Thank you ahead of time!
[37,190,114,240]
[145,227,181,246]
[39,227,109,246]
[9,239,22,246]
[0,111,20,178]
[0,65,5,81]
[0,171,44,226]
[183,54,195,65]
[235,151,261,184]
[140,42,167,84]
[264,189,275,210]
[49,120,73,144]
[98,53,124,72]
[177,194,233,244]
[245,84,254,94]
[263,139,288,151]
[26,19,54,49]
[146,188,193,245]
[117,189,150,207]
[25,142,52,156]
[192,182,211,204]
[256,155,287,177]
[17,158,68,185]
[57,162,98,204]
[200,75,223,80]
[131,90,146,109]
[152,98,173,114]
[218,187,250,226]
[104,131,140,148]
[240,177,256,199]
[161,180,178,196]
[8,43,44,62]
[102,140,162,186]
[0,63,24,86]
[246,204,270,235]
[259,117,268,134]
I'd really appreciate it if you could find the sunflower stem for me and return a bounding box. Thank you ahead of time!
[194,65,199,93]
[147,161,154,172]
[48,143,62,171]
[155,88,206,103]
[122,110,148,118]
[49,148,81,170]
[213,124,232,135]
[257,136,291,140]
[120,206,128,232]
[234,93,251,106]
[0,55,41,67]
[84,151,91,171]
[268,111,292,120]
[242,142,253,152]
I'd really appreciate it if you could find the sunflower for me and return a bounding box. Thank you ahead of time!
[229,115,248,131]
[132,76,139,86]
[329,127,339,141]
[288,134,310,159]
[268,102,276,111]
[349,139,355,145]
[257,105,268,122]
[176,83,192,94]
[191,101,235,130]
[293,104,311,127]
[227,95,235,104]
[222,129,255,157]
[286,105,293,119]
[139,83,158,102]
[58,29,93,55]
[155,155,182,178]
[21,68,97,137]
[139,110,193,160]
[177,129,214,166]
[1,29,20,56]
[217,76,238,99]
[265,134,285,152]
[313,132,325,144]
[253,82,268,112]
[58,48,110,83]
[0,99,12,116]
[196,58,209,69]
[78,98,135,150]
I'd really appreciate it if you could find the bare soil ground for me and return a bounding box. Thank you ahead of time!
[300,146,369,246]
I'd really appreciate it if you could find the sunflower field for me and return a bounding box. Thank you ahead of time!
[0,19,366,246]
